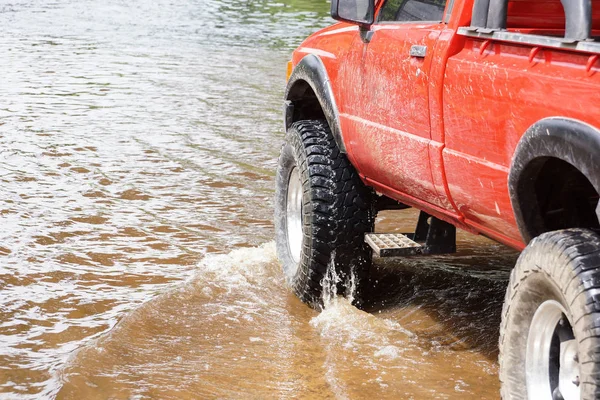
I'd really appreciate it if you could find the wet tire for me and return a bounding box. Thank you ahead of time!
[274,120,375,308]
[499,228,600,400]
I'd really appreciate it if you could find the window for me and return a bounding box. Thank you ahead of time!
[377,0,447,22]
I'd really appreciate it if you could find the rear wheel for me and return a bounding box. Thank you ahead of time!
[274,120,375,308]
[500,228,600,399]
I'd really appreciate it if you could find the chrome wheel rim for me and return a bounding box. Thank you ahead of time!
[286,167,303,267]
[526,300,580,400]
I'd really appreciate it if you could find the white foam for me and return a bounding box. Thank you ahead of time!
[189,241,280,302]
[196,241,277,279]
[374,345,401,360]
[311,297,413,342]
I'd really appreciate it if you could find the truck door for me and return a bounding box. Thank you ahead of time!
[344,0,450,209]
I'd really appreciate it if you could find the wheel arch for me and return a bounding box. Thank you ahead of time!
[284,54,346,153]
[509,117,600,243]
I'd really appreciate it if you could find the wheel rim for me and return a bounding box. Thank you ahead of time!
[526,300,580,400]
[286,167,303,267]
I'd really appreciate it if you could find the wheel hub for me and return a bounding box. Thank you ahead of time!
[526,300,580,400]
[286,167,303,268]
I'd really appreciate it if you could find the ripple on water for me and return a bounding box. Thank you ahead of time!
[1,0,328,394]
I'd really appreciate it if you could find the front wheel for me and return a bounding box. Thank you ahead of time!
[274,120,375,308]
[500,228,600,400]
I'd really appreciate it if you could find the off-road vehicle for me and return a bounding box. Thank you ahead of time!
[274,0,600,398]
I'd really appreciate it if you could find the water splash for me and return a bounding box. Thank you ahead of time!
[346,264,358,305]
[56,238,507,399]
[320,250,361,308]
[321,250,340,307]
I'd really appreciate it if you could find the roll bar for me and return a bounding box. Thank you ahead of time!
[470,0,592,41]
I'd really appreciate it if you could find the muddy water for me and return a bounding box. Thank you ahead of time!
[0,1,518,398]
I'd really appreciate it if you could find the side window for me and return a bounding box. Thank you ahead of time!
[377,0,447,22]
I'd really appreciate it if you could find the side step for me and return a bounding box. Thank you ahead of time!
[365,211,457,257]
[365,233,422,257]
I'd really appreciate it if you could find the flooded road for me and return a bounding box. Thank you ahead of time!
[0,1,517,398]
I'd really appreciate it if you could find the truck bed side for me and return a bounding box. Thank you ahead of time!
[441,0,600,248]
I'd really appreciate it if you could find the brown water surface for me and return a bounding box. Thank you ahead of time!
[0,1,518,398]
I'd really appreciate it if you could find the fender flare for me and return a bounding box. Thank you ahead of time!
[284,54,346,153]
[508,117,600,242]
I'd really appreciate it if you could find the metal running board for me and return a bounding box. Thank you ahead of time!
[365,211,457,258]
[364,233,423,257]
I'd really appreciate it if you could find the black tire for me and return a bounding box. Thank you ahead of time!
[274,120,375,308]
[500,228,600,400]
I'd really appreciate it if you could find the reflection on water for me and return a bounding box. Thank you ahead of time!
[0,0,518,398]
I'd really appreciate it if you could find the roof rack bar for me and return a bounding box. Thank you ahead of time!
[469,0,593,40]
[487,0,508,29]
[471,0,491,28]
[561,0,592,41]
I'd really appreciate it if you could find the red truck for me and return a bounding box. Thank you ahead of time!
[274,0,600,397]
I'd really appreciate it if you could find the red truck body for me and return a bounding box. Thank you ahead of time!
[287,0,600,250]
[278,3,600,393]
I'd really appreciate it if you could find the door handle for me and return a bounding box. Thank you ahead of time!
[410,45,427,58]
